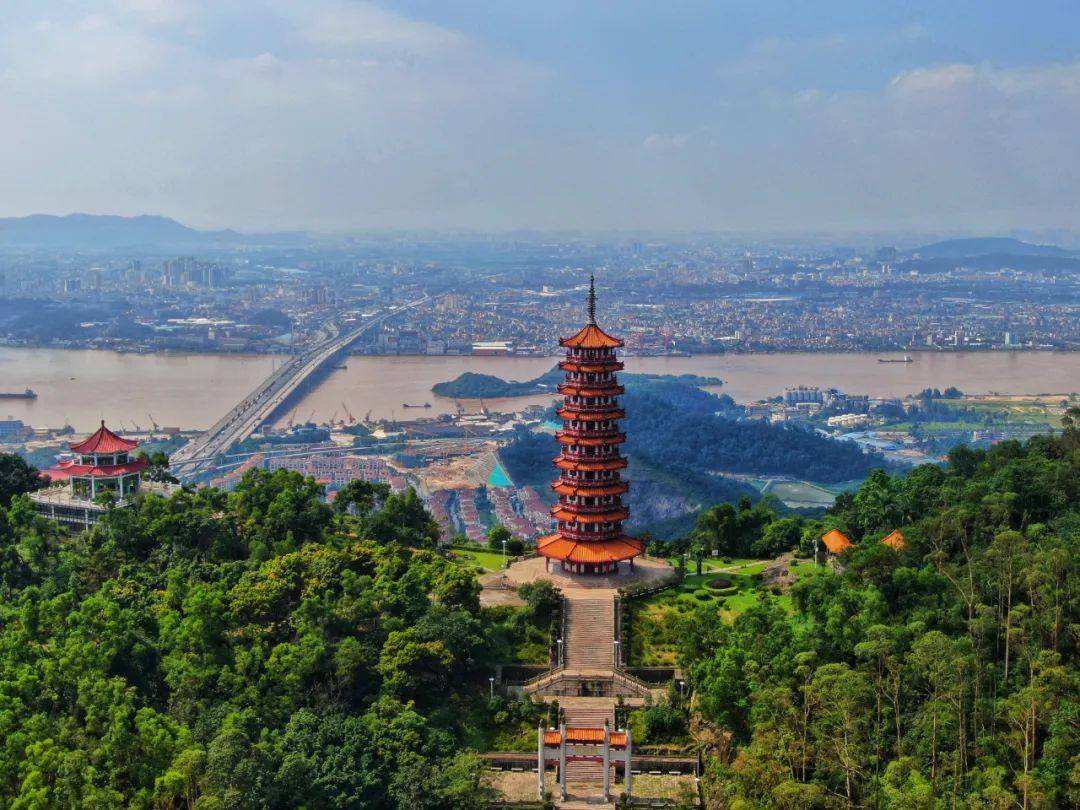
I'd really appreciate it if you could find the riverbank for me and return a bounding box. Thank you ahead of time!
[0,347,1076,431]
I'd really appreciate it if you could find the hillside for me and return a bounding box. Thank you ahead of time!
[687,418,1080,808]
[907,236,1075,259]
[0,213,304,250]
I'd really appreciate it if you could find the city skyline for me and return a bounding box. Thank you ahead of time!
[2,2,1080,233]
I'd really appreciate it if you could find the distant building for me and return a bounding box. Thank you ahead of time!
[472,341,513,356]
[784,385,823,405]
[30,421,177,528]
[0,419,27,439]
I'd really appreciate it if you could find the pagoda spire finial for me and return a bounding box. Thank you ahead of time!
[587,275,597,325]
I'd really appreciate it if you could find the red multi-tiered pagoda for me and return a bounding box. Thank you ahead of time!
[537,278,643,574]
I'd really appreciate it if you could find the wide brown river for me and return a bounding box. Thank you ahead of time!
[0,347,1076,431]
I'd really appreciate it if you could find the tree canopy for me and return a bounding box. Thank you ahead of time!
[683,420,1079,808]
[0,467,496,809]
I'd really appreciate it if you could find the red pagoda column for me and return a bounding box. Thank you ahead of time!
[537,277,643,575]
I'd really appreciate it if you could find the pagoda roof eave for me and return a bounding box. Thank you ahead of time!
[559,323,623,349]
[536,534,643,564]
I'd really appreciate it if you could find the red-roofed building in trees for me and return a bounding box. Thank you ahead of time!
[536,278,643,574]
[31,421,176,528]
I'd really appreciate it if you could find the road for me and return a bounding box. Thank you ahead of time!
[171,297,429,478]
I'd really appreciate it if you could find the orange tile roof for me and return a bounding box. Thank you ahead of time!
[556,407,626,421]
[542,729,629,747]
[560,323,623,349]
[558,360,624,373]
[551,481,628,497]
[821,528,853,554]
[557,383,625,397]
[882,529,906,550]
[537,534,643,564]
[556,433,625,447]
[551,505,629,523]
[554,456,628,472]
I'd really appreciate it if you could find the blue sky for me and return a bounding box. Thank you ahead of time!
[2,1,1079,233]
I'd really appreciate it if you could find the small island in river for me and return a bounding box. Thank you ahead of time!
[431,365,722,398]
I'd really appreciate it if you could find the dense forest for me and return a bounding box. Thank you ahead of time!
[623,378,887,483]
[676,415,1079,808]
[0,469,539,809]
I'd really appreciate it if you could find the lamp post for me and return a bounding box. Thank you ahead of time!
[502,538,507,566]
[489,676,495,698]
[613,639,621,667]
[677,679,685,698]
[556,638,563,667]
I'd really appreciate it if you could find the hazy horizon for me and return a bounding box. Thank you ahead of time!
[3,2,1080,234]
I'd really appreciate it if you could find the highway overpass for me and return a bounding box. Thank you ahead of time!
[171,297,429,480]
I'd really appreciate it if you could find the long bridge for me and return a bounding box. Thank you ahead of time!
[171,296,429,480]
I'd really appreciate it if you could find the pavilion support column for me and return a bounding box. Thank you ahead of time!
[625,726,633,797]
[558,722,567,801]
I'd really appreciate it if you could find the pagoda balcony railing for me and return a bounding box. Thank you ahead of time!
[557,430,626,443]
[555,501,627,516]
[554,455,629,470]
[553,526,625,542]
[558,360,625,373]
[558,399,621,411]
[558,383,625,396]
[553,480,629,495]
[557,407,626,421]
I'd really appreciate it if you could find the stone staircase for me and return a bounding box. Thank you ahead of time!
[565,597,615,670]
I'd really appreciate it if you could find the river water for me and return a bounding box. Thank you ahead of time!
[0,347,1076,431]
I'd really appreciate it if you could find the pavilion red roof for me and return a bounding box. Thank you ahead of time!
[44,456,148,481]
[560,323,623,349]
[69,421,139,454]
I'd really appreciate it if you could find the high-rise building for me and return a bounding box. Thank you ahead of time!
[537,277,642,575]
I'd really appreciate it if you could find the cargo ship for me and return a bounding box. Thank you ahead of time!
[0,388,36,399]
[402,402,432,408]
[878,355,913,363]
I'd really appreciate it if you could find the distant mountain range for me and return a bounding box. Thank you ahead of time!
[0,214,306,250]
[906,237,1077,259]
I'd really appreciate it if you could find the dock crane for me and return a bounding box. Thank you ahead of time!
[341,401,355,424]
[286,408,298,428]
[147,414,160,434]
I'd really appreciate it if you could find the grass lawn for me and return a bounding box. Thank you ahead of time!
[450,546,507,572]
[628,557,817,666]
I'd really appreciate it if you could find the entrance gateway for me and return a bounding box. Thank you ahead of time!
[538,721,632,802]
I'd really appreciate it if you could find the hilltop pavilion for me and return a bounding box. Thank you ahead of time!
[536,277,643,575]
[31,421,176,528]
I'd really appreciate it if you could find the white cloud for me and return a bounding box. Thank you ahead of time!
[299,1,467,54]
